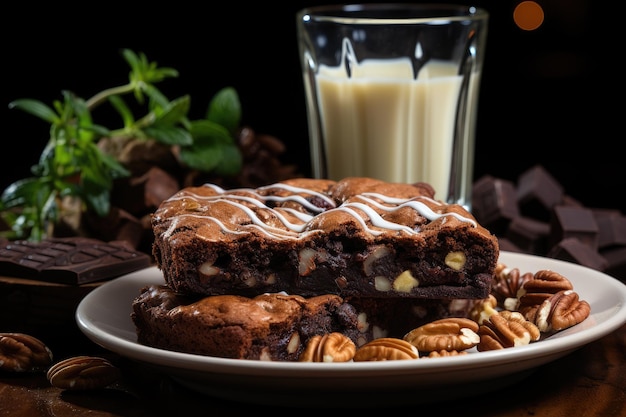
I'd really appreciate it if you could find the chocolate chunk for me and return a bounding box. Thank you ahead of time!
[547,238,608,272]
[601,246,626,280]
[550,206,599,250]
[506,216,550,255]
[0,237,152,284]
[83,207,146,250]
[494,237,524,253]
[472,175,519,235]
[595,212,626,249]
[516,165,564,221]
[111,166,180,216]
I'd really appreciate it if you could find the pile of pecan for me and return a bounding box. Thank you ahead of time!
[299,264,591,362]
[0,332,121,390]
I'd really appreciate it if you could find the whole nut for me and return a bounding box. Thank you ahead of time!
[477,311,540,351]
[0,333,53,372]
[523,290,591,332]
[517,269,573,297]
[403,318,480,353]
[299,333,356,362]
[47,356,121,390]
[491,264,533,308]
[468,295,499,324]
[353,338,419,361]
[517,270,575,315]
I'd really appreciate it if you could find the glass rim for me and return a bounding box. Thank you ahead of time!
[297,3,488,24]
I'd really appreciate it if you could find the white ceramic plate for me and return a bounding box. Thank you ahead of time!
[76,251,626,407]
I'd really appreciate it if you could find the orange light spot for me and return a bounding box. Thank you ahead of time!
[514,1,544,31]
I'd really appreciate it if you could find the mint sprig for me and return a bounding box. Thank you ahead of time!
[1,49,242,241]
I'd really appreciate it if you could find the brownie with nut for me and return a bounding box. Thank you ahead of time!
[131,285,368,361]
[151,176,500,300]
[130,283,481,360]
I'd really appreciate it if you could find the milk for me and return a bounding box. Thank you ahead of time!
[316,58,478,203]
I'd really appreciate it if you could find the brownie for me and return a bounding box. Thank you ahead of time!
[131,285,367,361]
[131,285,475,359]
[151,177,500,300]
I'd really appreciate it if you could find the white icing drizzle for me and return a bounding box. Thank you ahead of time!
[257,183,337,209]
[279,207,315,222]
[159,181,477,240]
[361,192,443,207]
[202,182,336,213]
[213,198,309,233]
[163,213,300,240]
[356,194,477,227]
[336,203,415,236]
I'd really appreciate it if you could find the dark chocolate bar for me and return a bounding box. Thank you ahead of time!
[0,237,152,284]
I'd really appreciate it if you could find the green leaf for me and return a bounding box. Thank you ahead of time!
[9,99,59,124]
[153,95,191,126]
[67,92,96,144]
[213,144,243,176]
[86,123,111,137]
[82,185,111,217]
[178,120,234,171]
[144,126,193,146]
[0,178,47,209]
[99,152,131,179]
[123,49,179,87]
[178,142,223,172]
[122,49,141,76]
[108,95,136,127]
[189,119,233,142]
[206,87,241,134]
[143,83,172,109]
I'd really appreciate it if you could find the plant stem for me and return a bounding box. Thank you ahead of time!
[86,84,135,110]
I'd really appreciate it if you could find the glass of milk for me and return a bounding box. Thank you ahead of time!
[297,4,488,211]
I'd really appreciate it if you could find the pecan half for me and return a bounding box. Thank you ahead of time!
[491,264,533,309]
[468,295,499,324]
[523,290,591,332]
[47,356,121,390]
[403,318,480,353]
[0,333,53,372]
[299,333,356,362]
[353,338,419,361]
[477,311,540,351]
[517,270,575,314]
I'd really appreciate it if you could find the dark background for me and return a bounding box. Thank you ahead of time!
[3,1,622,212]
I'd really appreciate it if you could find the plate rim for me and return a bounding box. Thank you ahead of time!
[76,251,626,378]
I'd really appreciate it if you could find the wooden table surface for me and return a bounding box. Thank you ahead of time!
[1,321,624,416]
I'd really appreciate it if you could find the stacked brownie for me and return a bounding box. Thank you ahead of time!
[132,177,500,360]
